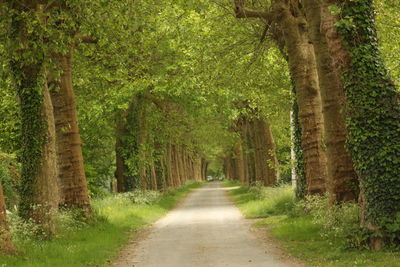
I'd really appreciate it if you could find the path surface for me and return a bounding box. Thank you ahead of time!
[113,182,297,267]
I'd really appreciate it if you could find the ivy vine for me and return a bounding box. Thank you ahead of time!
[336,0,400,237]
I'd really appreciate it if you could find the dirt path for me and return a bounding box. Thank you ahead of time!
[113,182,304,267]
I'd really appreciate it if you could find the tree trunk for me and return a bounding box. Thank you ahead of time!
[254,118,279,186]
[166,143,175,188]
[201,159,208,181]
[49,49,91,216]
[233,144,246,183]
[0,184,15,254]
[303,0,358,202]
[15,72,59,235]
[150,165,157,190]
[322,0,400,249]
[246,119,256,185]
[9,4,59,236]
[275,1,328,195]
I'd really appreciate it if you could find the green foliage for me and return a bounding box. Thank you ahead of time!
[0,153,19,208]
[121,190,161,205]
[226,184,400,266]
[375,0,400,87]
[302,195,364,249]
[292,89,306,200]
[336,0,400,239]
[0,181,203,266]
[229,184,295,219]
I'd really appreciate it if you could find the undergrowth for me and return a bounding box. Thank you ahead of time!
[0,181,203,267]
[224,181,400,267]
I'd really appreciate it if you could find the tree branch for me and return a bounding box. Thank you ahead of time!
[234,0,271,20]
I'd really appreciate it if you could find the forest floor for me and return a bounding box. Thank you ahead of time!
[113,181,305,267]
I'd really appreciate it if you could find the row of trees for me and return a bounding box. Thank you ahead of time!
[0,0,398,254]
[225,0,400,249]
[0,0,217,253]
[2,0,287,253]
[224,108,279,186]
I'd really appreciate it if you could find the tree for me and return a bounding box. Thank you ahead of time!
[49,47,92,216]
[6,2,59,235]
[302,0,358,202]
[234,0,328,195]
[322,0,400,249]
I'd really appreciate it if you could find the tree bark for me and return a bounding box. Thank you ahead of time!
[233,144,246,183]
[320,0,400,249]
[303,0,358,202]
[274,1,328,195]
[50,49,91,215]
[34,83,60,233]
[9,2,59,236]
[0,184,15,254]
[253,118,279,186]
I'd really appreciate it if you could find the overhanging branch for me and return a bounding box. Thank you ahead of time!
[234,0,271,20]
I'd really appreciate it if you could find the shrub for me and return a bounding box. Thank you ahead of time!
[302,195,364,248]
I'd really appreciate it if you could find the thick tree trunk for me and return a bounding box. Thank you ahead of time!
[34,83,60,233]
[253,118,279,186]
[275,1,328,195]
[303,0,358,202]
[10,5,59,236]
[0,184,15,254]
[321,0,400,249]
[50,49,91,215]
[16,73,59,236]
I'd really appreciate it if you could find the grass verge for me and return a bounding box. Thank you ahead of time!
[223,181,400,267]
[0,181,203,267]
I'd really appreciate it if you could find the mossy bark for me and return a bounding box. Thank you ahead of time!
[9,1,59,236]
[323,0,400,249]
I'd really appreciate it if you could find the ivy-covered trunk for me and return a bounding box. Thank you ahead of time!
[49,49,91,216]
[8,0,60,237]
[18,75,59,235]
[0,184,15,254]
[303,0,359,202]
[324,0,400,249]
[275,0,328,195]
[292,90,307,199]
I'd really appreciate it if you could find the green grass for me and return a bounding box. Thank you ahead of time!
[224,181,400,267]
[0,181,203,267]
